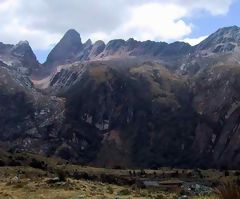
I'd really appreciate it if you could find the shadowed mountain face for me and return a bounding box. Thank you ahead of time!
[1,26,240,169]
[47,60,240,169]
[45,29,82,67]
[50,61,198,168]
[0,41,39,75]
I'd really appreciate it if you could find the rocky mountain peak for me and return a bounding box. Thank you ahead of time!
[196,25,240,52]
[84,39,92,47]
[94,40,105,46]
[62,29,82,44]
[44,29,82,67]
[88,40,106,57]
[0,40,39,74]
[11,40,33,56]
[17,40,30,46]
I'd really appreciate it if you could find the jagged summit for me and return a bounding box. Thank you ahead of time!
[196,25,240,52]
[41,28,193,75]
[44,29,82,67]
[216,25,240,33]
[0,40,39,74]
[12,40,35,56]
[62,29,82,43]
[84,39,92,46]
[32,25,240,77]
[16,40,30,46]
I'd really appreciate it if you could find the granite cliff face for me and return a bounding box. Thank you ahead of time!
[45,29,82,68]
[0,41,39,74]
[1,26,240,169]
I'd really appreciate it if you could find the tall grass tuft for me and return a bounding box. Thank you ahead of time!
[216,182,240,199]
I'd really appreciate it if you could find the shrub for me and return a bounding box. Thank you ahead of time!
[216,182,240,199]
[0,159,5,166]
[113,165,122,169]
[155,195,166,199]
[129,170,132,176]
[224,170,230,176]
[100,174,117,184]
[171,170,179,177]
[140,169,146,176]
[236,178,240,186]
[118,188,131,195]
[107,186,114,194]
[55,169,67,182]
[133,170,136,177]
[29,159,47,170]
[234,171,240,177]
[8,160,21,166]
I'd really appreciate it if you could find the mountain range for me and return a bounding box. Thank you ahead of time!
[0,26,240,169]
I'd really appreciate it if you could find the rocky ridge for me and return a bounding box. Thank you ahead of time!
[39,26,240,77]
[0,41,39,75]
[0,26,240,169]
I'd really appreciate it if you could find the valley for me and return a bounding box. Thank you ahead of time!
[0,25,240,198]
[0,150,239,199]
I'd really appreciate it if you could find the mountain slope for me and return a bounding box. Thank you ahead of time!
[1,26,240,169]
[0,60,64,154]
[191,64,240,168]
[47,58,240,168]
[49,60,197,167]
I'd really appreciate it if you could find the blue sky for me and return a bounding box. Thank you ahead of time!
[0,0,239,63]
[184,1,240,38]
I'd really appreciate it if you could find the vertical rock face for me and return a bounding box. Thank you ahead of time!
[11,41,39,73]
[88,40,105,58]
[190,65,240,168]
[45,29,82,68]
[0,41,39,74]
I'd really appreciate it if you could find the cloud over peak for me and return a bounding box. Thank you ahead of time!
[0,0,235,51]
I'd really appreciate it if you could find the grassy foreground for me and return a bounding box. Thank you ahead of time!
[0,151,239,199]
[0,165,218,199]
[0,167,214,199]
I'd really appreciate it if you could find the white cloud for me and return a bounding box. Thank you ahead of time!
[88,32,109,42]
[181,0,234,15]
[1,20,62,50]
[183,35,208,46]
[115,3,191,41]
[0,0,235,51]
[0,0,62,49]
